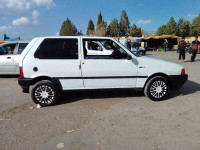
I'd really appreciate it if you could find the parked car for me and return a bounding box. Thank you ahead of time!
[85,41,113,55]
[132,47,146,55]
[0,41,29,75]
[18,36,188,106]
[119,40,146,55]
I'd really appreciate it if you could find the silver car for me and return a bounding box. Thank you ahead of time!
[0,41,29,75]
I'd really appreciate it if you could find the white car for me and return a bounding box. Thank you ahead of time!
[18,36,188,106]
[85,41,113,55]
[0,41,29,75]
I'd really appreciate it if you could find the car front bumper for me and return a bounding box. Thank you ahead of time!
[169,74,188,90]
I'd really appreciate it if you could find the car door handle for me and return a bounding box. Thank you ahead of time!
[7,57,11,59]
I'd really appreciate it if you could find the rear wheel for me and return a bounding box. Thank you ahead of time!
[144,76,169,101]
[31,80,59,106]
[139,50,146,55]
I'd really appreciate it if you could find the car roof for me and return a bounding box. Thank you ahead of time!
[0,41,29,46]
[36,36,114,40]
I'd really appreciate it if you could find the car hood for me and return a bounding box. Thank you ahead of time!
[136,56,184,76]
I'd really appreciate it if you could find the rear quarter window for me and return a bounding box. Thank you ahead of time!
[18,43,28,54]
[34,38,78,59]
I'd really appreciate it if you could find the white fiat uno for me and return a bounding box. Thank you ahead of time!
[18,36,188,106]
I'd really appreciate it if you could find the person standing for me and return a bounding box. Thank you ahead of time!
[163,41,168,52]
[191,36,200,62]
[178,37,186,63]
[127,39,131,49]
[124,36,129,48]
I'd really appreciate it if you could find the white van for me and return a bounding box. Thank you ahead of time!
[18,36,188,106]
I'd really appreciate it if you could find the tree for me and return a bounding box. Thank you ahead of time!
[190,14,200,36]
[87,19,95,35]
[94,12,107,36]
[107,18,119,37]
[60,18,77,36]
[177,18,184,36]
[97,12,103,28]
[166,17,178,35]
[129,24,141,37]
[179,21,191,37]
[119,10,130,36]
[77,30,83,35]
[157,25,167,35]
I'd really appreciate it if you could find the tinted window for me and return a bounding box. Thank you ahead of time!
[34,39,78,59]
[18,43,28,54]
[1,44,16,55]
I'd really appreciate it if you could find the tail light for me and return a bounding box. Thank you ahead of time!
[20,67,24,78]
[181,69,185,75]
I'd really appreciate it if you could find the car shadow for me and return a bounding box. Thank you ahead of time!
[0,75,19,78]
[57,89,144,105]
[167,80,200,99]
[57,80,200,105]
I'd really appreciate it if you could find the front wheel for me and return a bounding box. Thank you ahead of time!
[31,80,59,106]
[144,76,169,101]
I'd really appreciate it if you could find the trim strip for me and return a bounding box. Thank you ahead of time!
[57,76,148,79]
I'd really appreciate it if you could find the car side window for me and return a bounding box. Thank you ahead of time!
[88,42,102,51]
[0,44,16,55]
[83,39,129,59]
[34,38,78,59]
[18,43,28,54]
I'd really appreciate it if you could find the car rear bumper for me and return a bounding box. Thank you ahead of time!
[169,74,188,90]
[18,78,32,93]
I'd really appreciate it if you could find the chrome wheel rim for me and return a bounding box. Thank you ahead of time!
[35,85,55,104]
[150,80,167,98]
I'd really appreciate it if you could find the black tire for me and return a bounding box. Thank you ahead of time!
[31,80,59,106]
[144,76,169,101]
[142,50,146,55]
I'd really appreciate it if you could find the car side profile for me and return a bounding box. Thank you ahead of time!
[18,36,188,106]
[0,41,29,75]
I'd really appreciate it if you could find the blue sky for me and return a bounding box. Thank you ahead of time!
[0,0,200,40]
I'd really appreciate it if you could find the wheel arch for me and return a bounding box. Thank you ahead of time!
[144,73,171,90]
[31,76,63,92]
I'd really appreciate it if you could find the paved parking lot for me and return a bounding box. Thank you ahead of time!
[0,51,200,150]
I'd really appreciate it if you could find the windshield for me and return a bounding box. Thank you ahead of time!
[100,41,112,50]
[117,41,137,56]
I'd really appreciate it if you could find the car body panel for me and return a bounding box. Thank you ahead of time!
[0,41,29,75]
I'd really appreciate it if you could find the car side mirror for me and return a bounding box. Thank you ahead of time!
[127,55,132,60]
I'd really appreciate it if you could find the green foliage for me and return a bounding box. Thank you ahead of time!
[97,12,103,28]
[157,25,167,35]
[190,14,200,36]
[129,24,142,37]
[166,17,178,35]
[107,18,119,37]
[179,21,191,37]
[87,19,95,35]
[177,18,184,36]
[94,12,107,36]
[119,10,130,36]
[60,18,77,36]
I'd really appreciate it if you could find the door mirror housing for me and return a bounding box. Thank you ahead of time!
[127,55,132,60]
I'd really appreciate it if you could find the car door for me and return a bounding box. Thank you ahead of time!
[13,43,29,74]
[81,38,138,89]
[0,43,17,74]
[31,37,84,90]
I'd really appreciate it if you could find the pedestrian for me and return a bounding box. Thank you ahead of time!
[127,39,131,49]
[124,36,131,49]
[178,37,186,63]
[191,36,200,62]
[124,36,129,48]
[163,41,168,52]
